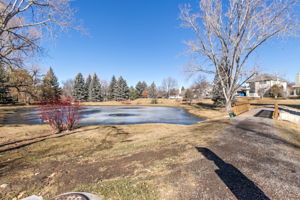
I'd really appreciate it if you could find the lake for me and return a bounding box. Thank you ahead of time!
[2,106,204,125]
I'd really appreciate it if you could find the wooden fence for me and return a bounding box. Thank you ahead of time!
[232,101,251,116]
[233,100,280,120]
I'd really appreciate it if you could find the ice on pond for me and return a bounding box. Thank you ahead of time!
[2,106,204,125]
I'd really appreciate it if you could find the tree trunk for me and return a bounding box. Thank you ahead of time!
[225,100,232,113]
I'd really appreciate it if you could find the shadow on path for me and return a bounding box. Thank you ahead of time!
[196,147,270,200]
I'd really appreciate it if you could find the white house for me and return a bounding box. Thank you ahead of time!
[244,74,287,97]
[292,73,300,96]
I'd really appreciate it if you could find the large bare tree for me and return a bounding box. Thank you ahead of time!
[0,0,74,67]
[180,0,299,112]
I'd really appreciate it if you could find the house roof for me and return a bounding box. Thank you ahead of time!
[292,84,300,88]
[247,74,286,83]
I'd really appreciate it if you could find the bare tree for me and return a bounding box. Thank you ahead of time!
[62,78,74,98]
[180,0,299,112]
[161,77,178,98]
[0,0,74,67]
[257,86,268,99]
[191,75,212,99]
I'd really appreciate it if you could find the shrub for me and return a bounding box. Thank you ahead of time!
[151,98,158,104]
[269,84,283,98]
[183,89,193,105]
[39,96,81,133]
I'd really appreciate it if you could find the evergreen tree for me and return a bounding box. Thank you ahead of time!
[114,76,129,101]
[41,67,61,101]
[108,75,117,100]
[212,74,226,107]
[84,74,92,101]
[88,73,102,102]
[129,86,139,100]
[100,80,109,101]
[148,82,157,98]
[135,81,147,98]
[0,66,12,103]
[72,73,86,101]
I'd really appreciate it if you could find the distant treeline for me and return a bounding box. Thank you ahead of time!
[68,73,171,102]
[0,66,186,104]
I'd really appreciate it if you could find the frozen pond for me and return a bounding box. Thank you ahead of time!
[2,106,204,125]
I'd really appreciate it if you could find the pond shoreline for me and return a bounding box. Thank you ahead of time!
[0,99,225,125]
[1,105,207,126]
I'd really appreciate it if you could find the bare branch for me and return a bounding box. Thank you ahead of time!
[180,0,299,111]
[0,0,76,68]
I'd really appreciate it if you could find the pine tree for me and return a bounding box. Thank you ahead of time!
[108,75,117,100]
[0,66,12,103]
[41,67,61,101]
[84,74,92,101]
[88,73,102,102]
[135,81,147,98]
[129,86,139,100]
[72,73,86,101]
[212,74,226,107]
[148,82,157,98]
[114,76,129,101]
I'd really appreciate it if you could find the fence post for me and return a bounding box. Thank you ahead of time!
[273,103,279,120]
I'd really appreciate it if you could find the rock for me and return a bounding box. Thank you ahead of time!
[0,184,8,188]
[48,172,56,178]
[21,195,43,200]
[17,191,26,199]
[51,192,101,200]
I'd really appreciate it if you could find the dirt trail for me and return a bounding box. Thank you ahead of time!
[166,116,300,200]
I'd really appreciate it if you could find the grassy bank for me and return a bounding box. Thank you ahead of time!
[0,119,230,199]
[236,97,300,105]
[1,99,300,199]
[0,98,229,199]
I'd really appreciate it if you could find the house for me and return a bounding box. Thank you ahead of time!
[244,74,287,97]
[292,73,300,96]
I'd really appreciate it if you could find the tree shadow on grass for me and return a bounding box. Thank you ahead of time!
[0,125,129,153]
[0,126,102,153]
[195,102,220,110]
[196,147,270,200]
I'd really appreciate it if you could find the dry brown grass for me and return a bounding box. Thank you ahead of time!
[275,120,300,148]
[0,125,52,151]
[82,98,181,106]
[0,99,227,199]
[0,119,230,199]
[236,97,300,105]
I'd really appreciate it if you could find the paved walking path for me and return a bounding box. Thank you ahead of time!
[168,111,300,199]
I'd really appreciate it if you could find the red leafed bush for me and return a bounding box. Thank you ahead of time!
[39,96,81,133]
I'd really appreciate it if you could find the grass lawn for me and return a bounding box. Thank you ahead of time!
[1,100,300,199]
[0,100,228,199]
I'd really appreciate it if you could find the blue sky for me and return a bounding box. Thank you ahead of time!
[39,0,300,87]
